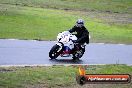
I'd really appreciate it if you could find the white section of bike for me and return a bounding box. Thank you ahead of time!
[56,31,77,50]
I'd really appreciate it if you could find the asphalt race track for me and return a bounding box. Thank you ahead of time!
[0,39,132,65]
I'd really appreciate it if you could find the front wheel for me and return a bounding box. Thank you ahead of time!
[49,44,61,59]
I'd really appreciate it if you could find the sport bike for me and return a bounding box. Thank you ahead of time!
[49,31,85,60]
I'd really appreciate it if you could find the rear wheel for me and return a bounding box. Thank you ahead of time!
[72,49,84,61]
[72,56,79,61]
[49,44,61,59]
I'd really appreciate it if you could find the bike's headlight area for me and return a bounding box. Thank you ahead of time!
[60,36,69,43]
[57,31,77,43]
[57,33,69,43]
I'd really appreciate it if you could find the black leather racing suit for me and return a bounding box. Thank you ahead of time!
[69,25,89,44]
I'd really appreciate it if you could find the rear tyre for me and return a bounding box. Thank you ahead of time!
[72,49,84,61]
[49,44,61,59]
[72,56,79,61]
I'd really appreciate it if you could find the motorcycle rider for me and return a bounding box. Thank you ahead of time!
[68,19,89,57]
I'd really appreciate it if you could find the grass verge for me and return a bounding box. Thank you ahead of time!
[0,0,132,14]
[0,0,132,44]
[0,65,132,88]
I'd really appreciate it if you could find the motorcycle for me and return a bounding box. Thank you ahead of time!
[49,31,86,60]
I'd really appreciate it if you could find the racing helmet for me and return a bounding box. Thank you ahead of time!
[76,19,84,27]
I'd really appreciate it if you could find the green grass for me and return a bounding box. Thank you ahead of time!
[0,66,77,88]
[0,65,132,88]
[0,0,132,44]
[0,0,132,14]
[0,4,74,40]
[85,64,132,74]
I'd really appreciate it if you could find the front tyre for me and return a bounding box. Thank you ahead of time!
[49,44,61,59]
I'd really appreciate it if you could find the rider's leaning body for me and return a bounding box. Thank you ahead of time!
[68,19,89,44]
